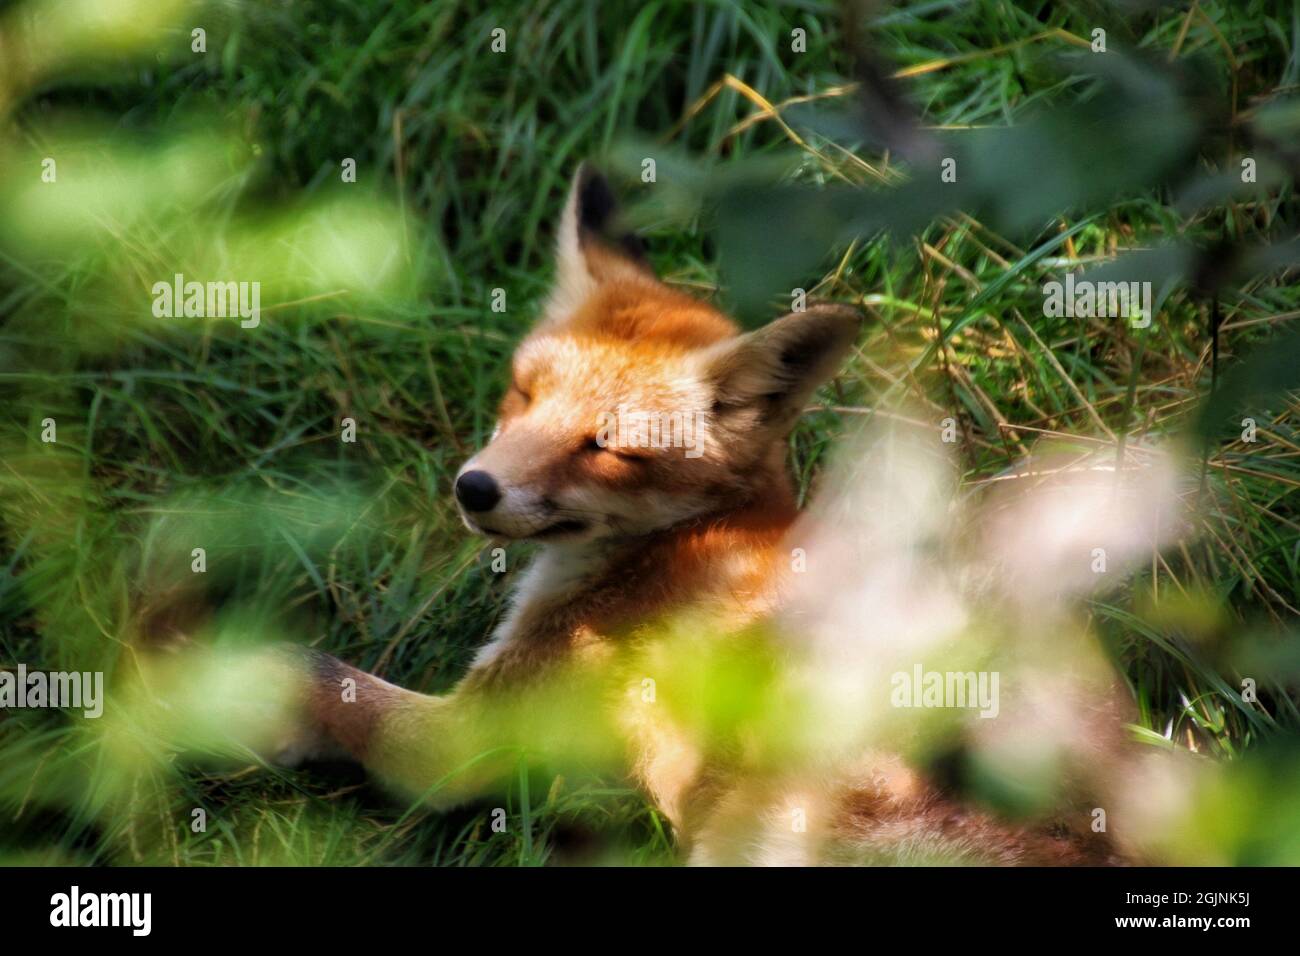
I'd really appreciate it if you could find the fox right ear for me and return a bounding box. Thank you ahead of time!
[546,164,652,320]
[702,304,862,432]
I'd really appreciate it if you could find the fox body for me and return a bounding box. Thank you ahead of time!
[286,167,1119,865]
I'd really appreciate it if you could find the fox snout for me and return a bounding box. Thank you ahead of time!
[452,454,593,541]
[455,468,585,538]
[452,461,531,538]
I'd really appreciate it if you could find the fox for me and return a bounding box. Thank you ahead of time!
[268,165,1126,866]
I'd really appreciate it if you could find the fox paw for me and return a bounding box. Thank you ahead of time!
[266,724,347,768]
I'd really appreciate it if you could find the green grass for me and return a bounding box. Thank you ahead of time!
[1,0,1298,865]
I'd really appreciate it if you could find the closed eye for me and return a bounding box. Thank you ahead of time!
[582,436,648,462]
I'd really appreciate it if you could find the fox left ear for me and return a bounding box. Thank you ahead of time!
[702,304,862,430]
[547,164,652,320]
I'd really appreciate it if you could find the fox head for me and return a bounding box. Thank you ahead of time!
[454,165,861,543]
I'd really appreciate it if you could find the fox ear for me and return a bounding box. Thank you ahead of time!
[703,305,861,430]
[547,164,651,319]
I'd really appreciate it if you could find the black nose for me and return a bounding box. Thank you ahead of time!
[455,470,501,512]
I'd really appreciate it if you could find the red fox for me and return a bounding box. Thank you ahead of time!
[272,166,1125,865]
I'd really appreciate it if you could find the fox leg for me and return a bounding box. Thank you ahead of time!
[270,649,494,809]
[278,647,622,810]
